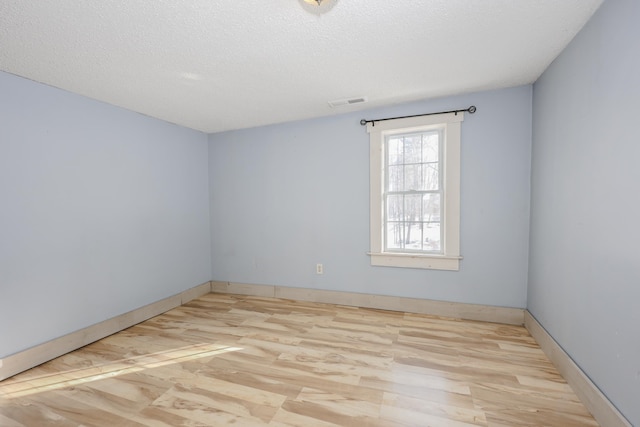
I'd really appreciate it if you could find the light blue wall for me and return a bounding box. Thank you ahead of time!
[0,71,212,358]
[528,0,640,424]
[209,86,532,308]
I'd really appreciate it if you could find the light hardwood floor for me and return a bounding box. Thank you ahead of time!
[0,294,598,426]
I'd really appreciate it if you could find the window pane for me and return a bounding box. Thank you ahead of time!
[424,222,441,251]
[422,193,441,222]
[386,195,403,221]
[386,222,405,250]
[422,132,439,163]
[402,164,439,191]
[387,137,404,165]
[404,194,422,222]
[387,165,404,191]
[405,223,423,250]
[404,164,422,191]
[424,163,439,190]
[403,135,422,164]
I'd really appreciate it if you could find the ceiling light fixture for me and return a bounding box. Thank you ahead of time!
[299,0,336,14]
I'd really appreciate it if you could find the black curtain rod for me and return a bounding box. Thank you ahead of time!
[360,105,476,126]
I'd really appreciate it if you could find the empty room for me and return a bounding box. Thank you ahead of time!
[0,0,638,426]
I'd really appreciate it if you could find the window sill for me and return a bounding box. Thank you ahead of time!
[368,252,461,271]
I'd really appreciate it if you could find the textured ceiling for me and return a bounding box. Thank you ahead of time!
[0,0,603,133]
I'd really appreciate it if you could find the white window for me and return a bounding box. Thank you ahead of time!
[367,112,463,270]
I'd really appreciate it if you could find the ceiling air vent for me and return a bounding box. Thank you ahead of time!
[328,96,368,108]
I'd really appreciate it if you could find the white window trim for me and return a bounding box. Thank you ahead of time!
[367,112,463,271]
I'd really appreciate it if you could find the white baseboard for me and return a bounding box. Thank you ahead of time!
[524,311,632,427]
[211,281,525,325]
[0,281,212,382]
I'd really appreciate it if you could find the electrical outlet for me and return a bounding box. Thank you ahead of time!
[316,263,323,275]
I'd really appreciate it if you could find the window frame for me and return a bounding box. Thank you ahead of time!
[367,112,463,271]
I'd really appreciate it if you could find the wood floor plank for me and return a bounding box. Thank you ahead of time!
[381,392,487,426]
[0,294,598,426]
